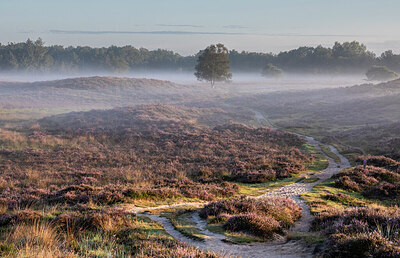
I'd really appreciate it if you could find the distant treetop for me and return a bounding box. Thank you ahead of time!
[2,39,400,75]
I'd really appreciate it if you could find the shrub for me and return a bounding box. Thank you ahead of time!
[200,196,301,239]
[223,213,282,239]
[333,165,400,199]
[366,65,398,81]
[357,155,399,170]
[261,64,284,78]
[314,207,400,257]
[231,170,276,183]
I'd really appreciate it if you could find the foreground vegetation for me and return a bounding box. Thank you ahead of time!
[1,75,399,256]
[0,101,320,255]
[240,78,400,256]
[200,197,302,240]
[302,156,400,257]
[0,104,315,208]
[0,208,218,257]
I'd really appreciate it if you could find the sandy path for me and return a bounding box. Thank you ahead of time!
[125,110,350,258]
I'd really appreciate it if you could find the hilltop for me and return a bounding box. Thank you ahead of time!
[0,76,194,112]
[0,76,180,90]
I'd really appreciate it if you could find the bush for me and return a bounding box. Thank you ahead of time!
[230,170,276,183]
[357,155,399,170]
[366,65,398,81]
[333,165,400,199]
[223,213,282,239]
[200,196,301,239]
[262,64,284,78]
[313,207,400,257]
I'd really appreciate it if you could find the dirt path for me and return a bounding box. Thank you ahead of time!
[258,134,350,235]
[124,110,351,258]
[250,108,273,127]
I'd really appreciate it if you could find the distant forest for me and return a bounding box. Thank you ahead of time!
[1,38,400,74]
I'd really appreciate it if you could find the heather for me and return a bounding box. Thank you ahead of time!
[0,105,311,208]
[301,154,400,257]
[333,156,400,200]
[200,197,302,239]
[312,207,400,257]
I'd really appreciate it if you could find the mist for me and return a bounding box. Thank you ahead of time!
[0,70,366,90]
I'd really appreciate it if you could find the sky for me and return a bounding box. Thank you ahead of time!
[1,0,400,55]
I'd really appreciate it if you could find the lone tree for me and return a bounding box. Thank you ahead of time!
[261,63,283,78]
[366,65,399,81]
[195,44,232,88]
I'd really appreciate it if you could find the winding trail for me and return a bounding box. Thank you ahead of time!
[124,110,351,258]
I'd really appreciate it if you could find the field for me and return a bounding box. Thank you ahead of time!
[0,76,399,257]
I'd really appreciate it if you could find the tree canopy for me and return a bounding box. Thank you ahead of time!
[2,39,400,75]
[194,44,232,87]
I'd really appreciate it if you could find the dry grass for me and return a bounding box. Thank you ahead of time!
[6,221,75,257]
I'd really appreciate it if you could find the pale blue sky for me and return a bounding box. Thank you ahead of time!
[1,0,400,55]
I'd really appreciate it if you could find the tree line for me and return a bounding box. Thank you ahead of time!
[1,38,400,74]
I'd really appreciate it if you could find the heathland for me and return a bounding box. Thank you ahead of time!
[0,76,399,257]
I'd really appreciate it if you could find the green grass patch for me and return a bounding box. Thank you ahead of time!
[303,177,319,183]
[301,179,371,214]
[206,222,263,244]
[320,144,341,164]
[288,232,326,244]
[302,144,329,172]
[164,211,207,241]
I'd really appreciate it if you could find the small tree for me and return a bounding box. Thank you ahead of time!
[261,64,283,78]
[195,44,232,88]
[366,65,398,81]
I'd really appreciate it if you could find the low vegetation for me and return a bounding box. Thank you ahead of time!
[333,156,400,201]
[199,197,302,240]
[313,207,400,257]
[0,102,318,255]
[261,63,284,78]
[303,155,400,256]
[165,210,207,241]
[366,65,399,81]
[0,208,218,257]
[0,105,315,210]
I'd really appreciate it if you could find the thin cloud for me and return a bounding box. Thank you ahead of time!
[156,24,203,28]
[48,30,243,35]
[47,29,368,37]
[223,25,249,29]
